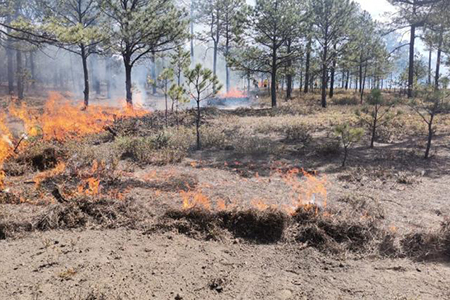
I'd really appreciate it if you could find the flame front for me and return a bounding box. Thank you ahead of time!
[10,92,148,142]
[220,88,246,99]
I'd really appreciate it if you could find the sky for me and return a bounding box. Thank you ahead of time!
[354,0,396,20]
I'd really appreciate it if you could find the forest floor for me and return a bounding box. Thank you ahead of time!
[0,90,450,300]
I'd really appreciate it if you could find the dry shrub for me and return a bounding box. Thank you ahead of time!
[332,95,359,106]
[233,136,280,156]
[337,194,385,220]
[66,141,120,171]
[200,126,228,149]
[0,220,32,240]
[34,203,87,231]
[31,198,147,233]
[160,208,289,243]
[16,142,64,171]
[2,160,29,176]
[316,140,341,157]
[378,233,400,258]
[296,224,341,253]
[114,130,189,165]
[222,208,289,243]
[293,205,381,253]
[283,123,312,143]
[401,220,450,261]
[160,208,222,240]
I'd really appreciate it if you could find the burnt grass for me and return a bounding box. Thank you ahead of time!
[1,193,450,262]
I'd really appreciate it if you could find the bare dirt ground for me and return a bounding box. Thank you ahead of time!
[1,229,449,300]
[1,91,450,299]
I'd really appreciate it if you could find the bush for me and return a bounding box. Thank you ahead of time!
[233,136,280,155]
[332,96,359,106]
[283,123,312,143]
[200,126,228,149]
[316,140,341,157]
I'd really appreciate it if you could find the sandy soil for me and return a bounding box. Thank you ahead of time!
[1,229,450,300]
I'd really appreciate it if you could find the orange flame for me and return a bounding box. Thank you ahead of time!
[180,189,211,210]
[220,88,246,98]
[10,92,149,142]
[34,162,67,188]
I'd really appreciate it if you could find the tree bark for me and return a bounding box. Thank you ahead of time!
[370,105,378,148]
[190,2,195,60]
[271,46,277,108]
[407,23,416,98]
[81,45,90,107]
[124,55,133,106]
[105,57,112,99]
[435,29,443,90]
[16,49,24,100]
[6,14,14,95]
[196,93,201,150]
[329,45,337,99]
[360,64,367,104]
[304,36,311,93]
[428,48,432,86]
[151,53,157,95]
[425,115,434,159]
[286,39,292,100]
[321,45,328,108]
[345,70,350,90]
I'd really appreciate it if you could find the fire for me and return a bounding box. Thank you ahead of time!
[220,88,246,98]
[180,189,211,210]
[78,178,101,196]
[10,92,149,142]
[280,168,327,211]
[0,112,14,190]
[34,162,66,187]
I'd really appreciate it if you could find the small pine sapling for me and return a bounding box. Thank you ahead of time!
[168,84,188,125]
[156,68,175,126]
[356,89,398,148]
[185,64,222,150]
[410,89,450,159]
[335,124,364,167]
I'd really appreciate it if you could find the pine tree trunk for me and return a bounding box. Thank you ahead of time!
[30,51,36,89]
[304,36,311,94]
[345,71,350,90]
[213,41,218,92]
[81,45,90,107]
[271,46,277,108]
[190,2,195,60]
[286,39,292,100]
[321,44,328,108]
[407,24,416,98]
[124,55,133,106]
[6,15,14,95]
[329,46,337,99]
[105,57,111,99]
[16,49,24,100]
[428,48,432,86]
[425,115,434,159]
[435,29,443,90]
[196,94,201,150]
[151,53,157,95]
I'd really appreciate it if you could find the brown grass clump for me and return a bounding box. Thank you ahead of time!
[401,220,450,261]
[160,205,382,251]
[159,208,289,243]
[222,208,289,243]
[293,205,381,253]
